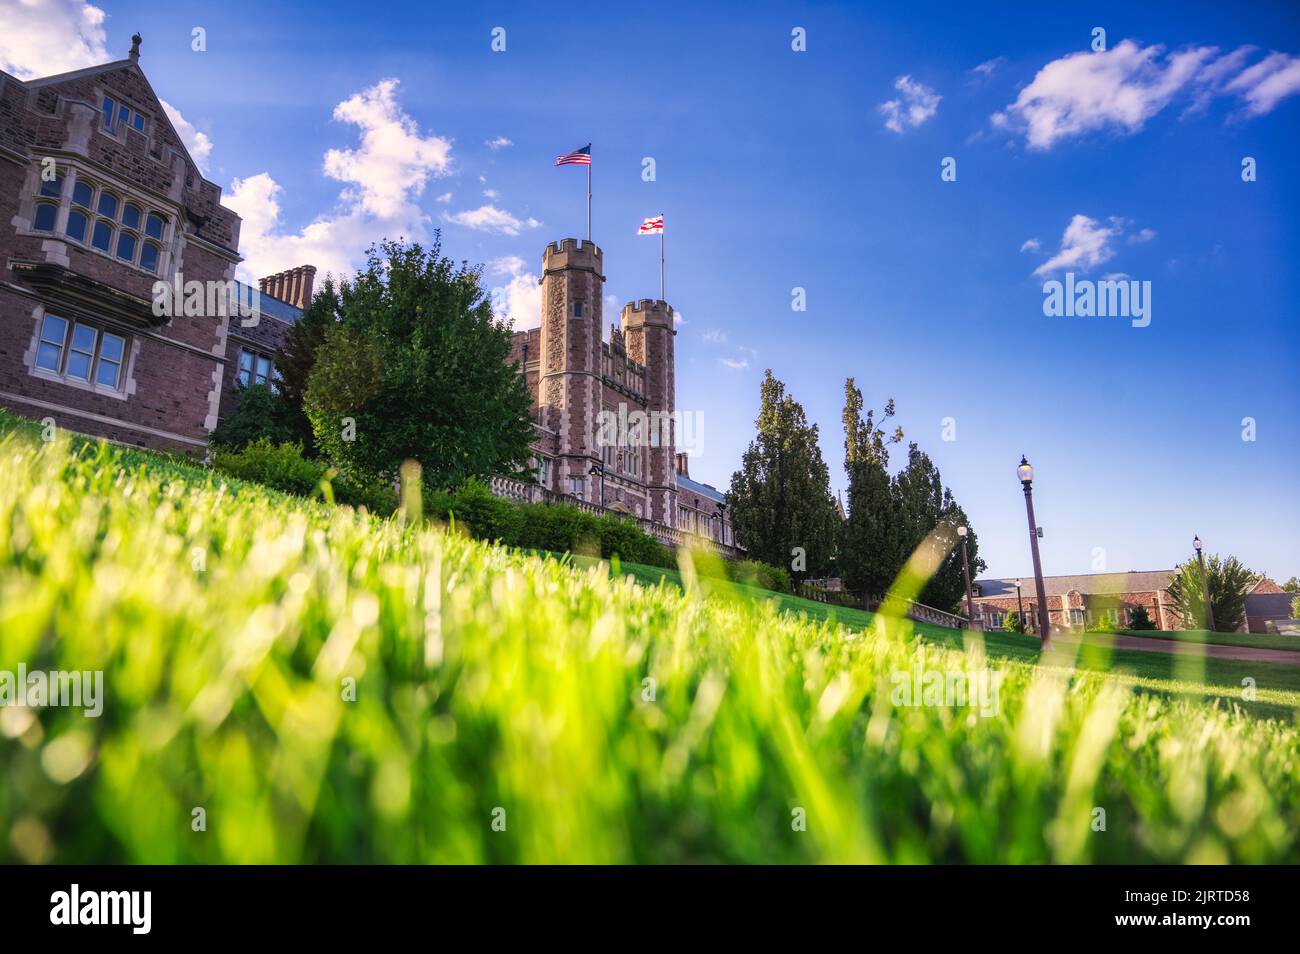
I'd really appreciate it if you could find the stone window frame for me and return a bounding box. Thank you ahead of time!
[236,347,279,391]
[533,455,552,488]
[99,92,149,139]
[19,160,176,277]
[24,304,138,402]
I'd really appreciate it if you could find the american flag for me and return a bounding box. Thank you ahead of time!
[638,215,664,235]
[555,144,591,166]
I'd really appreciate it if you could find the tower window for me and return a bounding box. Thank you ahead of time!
[573,302,584,318]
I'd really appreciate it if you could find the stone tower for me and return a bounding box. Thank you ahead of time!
[538,238,604,499]
[622,299,677,524]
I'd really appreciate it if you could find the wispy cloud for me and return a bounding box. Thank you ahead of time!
[994,40,1300,149]
[970,56,1007,81]
[485,136,513,150]
[879,75,941,133]
[227,78,453,280]
[1030,214,1155,277]
[717,357,749,370]
[442,204,542,237]
[1020,238,1041,253]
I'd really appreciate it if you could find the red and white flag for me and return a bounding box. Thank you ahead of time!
[638,215,664,235]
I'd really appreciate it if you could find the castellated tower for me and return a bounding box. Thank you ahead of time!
[621,299,677,525]
[537,239,604,499]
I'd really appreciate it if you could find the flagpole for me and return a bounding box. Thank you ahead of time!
[659,215,665,300]
[587,151,592,242]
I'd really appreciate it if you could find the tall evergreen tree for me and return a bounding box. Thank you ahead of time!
[1166,553,1256,632]
[839,378,903,599]
[892,443,985,613]
[727,370,840,581]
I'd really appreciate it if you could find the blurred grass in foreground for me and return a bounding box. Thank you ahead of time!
[0,420,1298,863]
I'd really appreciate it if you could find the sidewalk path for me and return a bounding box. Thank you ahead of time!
[1061,633,1300,666]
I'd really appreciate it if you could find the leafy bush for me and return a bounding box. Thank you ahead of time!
[729,559,792,594]
[209,384,312,452]
[1003,611,1027,634]
[213,438,396,514]
[427,479,674,568]
[1127,605,1158,631]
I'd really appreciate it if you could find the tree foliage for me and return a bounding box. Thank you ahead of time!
[727,370,840,581]
[209,383,310,451]
[303,238,536,487]
[839,378,903,598]
[1165,553,1256,633]
[892,443,985,613]
[1126,605,1157,631]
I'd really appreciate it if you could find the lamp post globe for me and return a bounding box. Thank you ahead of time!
[1018,456,1052,645]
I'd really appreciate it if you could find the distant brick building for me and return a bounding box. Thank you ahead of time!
[0,37,309,452]
[973,570,1292,634]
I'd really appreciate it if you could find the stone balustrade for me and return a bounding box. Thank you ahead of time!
[486,475,745,559]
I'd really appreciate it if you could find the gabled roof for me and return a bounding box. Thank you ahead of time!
[974,570,1175,599]
[11,43,207,181]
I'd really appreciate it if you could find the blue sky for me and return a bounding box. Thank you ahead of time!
[3,0,1298,581]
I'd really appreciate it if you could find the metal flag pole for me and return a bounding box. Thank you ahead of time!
[659,214,665,300]
[587,150,592,242]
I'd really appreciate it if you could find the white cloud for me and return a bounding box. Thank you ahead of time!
[322,79,452,219]
[995,40,1300,149]
[1224,51,1300,116]
[1129,227,1157,244]
[1019,238,1041,253]
[227,78,452,281]
[160,100,213,172]
[0,0,214,171]
[0,0,108,78]
[701,329,728,344]
[483,188,500,200]
[488,255,527,278]
[485,136,513,150]
[717,357,748,370]
[970,56,1006,80]
[442,204,541,237]
[879,75,941,133]
[435,191,453,203]
[1032,214,1121,277]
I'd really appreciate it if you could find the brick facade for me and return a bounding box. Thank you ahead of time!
[0,43,308,452]
[514,239,688,526]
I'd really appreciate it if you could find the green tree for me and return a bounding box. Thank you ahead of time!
[303,239,536,487]
[1003,611,1026,634]
[1165,553,1256,632]
[839,378,903,599]
[1282,576,1300,594]
[275,277,340,439]
[1126,605,1157,631]
[210,383,309,451]
[892,443,985,613]
[727,370,840,582]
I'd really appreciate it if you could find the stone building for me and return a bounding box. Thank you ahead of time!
[0,37,309,451]
[505,238,737,552]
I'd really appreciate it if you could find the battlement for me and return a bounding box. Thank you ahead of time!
[542,238,604,274]
[620,298,675,328]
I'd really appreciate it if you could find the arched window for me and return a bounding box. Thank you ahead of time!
[33,202,58,231]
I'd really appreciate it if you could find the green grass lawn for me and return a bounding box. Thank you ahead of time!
[2,413,1299,863]
[615,560,1300,719]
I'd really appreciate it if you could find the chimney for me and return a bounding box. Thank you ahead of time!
[258,265,317,310]
[129,34,142,63]
[675,452,690,478]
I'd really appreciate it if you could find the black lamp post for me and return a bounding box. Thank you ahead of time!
[715,500,726,543]
[1015,578,1024,630]
[1018,456,1052,645]
[1193,535,1216,632]
[956,524,977,629]
[589,463,605,509]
